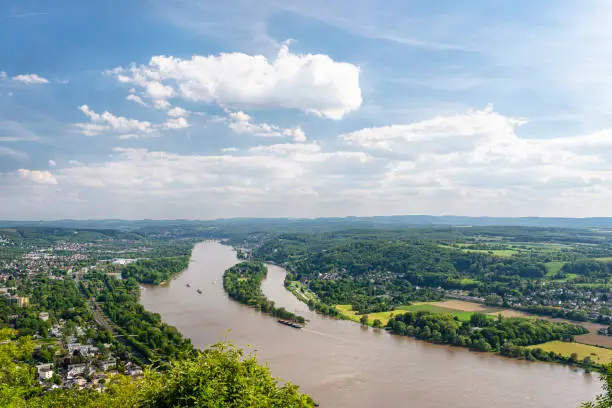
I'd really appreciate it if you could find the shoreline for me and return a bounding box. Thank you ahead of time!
[282,279,608,374]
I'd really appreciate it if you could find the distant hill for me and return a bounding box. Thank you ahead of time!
[2,215,612,230]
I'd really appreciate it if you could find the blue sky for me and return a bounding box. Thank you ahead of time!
[2,0,612,219]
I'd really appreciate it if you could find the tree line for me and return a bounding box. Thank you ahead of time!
[223,262,306,324]
[84,271,195,366]
[386,311,599,369]
[120,256,190,285]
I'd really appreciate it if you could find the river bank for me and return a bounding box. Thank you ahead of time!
[140,241,602,408]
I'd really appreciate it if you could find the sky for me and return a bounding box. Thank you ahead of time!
[2,0,612,219]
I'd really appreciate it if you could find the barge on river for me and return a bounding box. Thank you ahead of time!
[277,319,303,329]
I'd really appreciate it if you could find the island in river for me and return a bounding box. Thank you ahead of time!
[140,241,603,408]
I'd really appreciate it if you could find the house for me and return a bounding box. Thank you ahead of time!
[74,377,87,387]
[598,328,609,336]
[39,312,49,322]
[67,363,87,379]
[36,364,54,380]
[101,359,117,371]
[67,343,99,357]
[128,368,143,377]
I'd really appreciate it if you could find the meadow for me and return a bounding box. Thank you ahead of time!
[527,341,612,364]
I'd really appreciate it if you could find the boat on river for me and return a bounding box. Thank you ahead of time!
[277,319,303,329]
[196,288,202,294]
[186,283,191,288]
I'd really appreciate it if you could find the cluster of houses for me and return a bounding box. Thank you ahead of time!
[34,324,143,391]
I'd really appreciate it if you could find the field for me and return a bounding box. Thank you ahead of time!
[335,300,490,325]
[545,261,565,276]
[595,257,612,263]
[398,303,475,321]
[575,333,612,349]
[438,244,517,258]
[432,299,533,318]
[527,341,612,364]
[335,305,406,326]
[286,280,317,302]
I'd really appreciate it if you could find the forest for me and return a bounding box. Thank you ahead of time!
[223,262,306,324]
[82,271,195,365]
[386,311,599,369]
[253,233,612,322]
[120,256,190,285]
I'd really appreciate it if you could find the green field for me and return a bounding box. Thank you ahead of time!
[596,257,612,263]
[335,302,479,326]
[527,341,612,364]
[545,261,565,276]
[286,281,317,302]
[437,244,517,258]
[335,305,406,326]
[397,303,476,321]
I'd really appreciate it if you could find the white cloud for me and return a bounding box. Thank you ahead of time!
[163,117,190,130]
[227,110,306,142]
[153,99,171,110]
[75,105,154,136]
[12,74,49,84]
[342,104,525,157]
[145,81,174,99]
[340,105,612,215]
[0,146,28,160]
[126,94,148,107]
[48,160,56,167]
[221,147,239,153]
[107,44,362,119]
[167,106,189,117]
[0,71,6,80]
[16,169,57,185]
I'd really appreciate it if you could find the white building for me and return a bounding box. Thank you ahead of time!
[36,364,54,380]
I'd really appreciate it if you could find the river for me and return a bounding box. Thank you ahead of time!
[140,241,602,407]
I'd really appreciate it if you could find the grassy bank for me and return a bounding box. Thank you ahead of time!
[527,341,612,365]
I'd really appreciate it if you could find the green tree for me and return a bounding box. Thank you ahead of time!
[372,319,382,329]
[485,294,503,306]
[360,315,369,326]
[581,364,612,407]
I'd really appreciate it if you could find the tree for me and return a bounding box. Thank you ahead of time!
[581,364,612,407]
[360,315,369,326]
[485,294,503,306]
[570,352,579,363]
[372,319,382,329]
[470,313,489,328]
[1,338,315,408]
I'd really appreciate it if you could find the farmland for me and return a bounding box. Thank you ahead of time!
[527,341,612,364]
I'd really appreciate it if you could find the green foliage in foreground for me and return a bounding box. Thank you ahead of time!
[581,364,612,407]
[224,261,306,324]
[0,329,314,408]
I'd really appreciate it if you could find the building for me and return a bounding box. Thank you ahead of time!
[36,364,54,380]
[39,312,49,322]
[17,297,29,307]
[101,359,117,371]
[67,363,87,379]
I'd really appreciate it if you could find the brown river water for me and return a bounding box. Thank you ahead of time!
[140,241,602,407]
